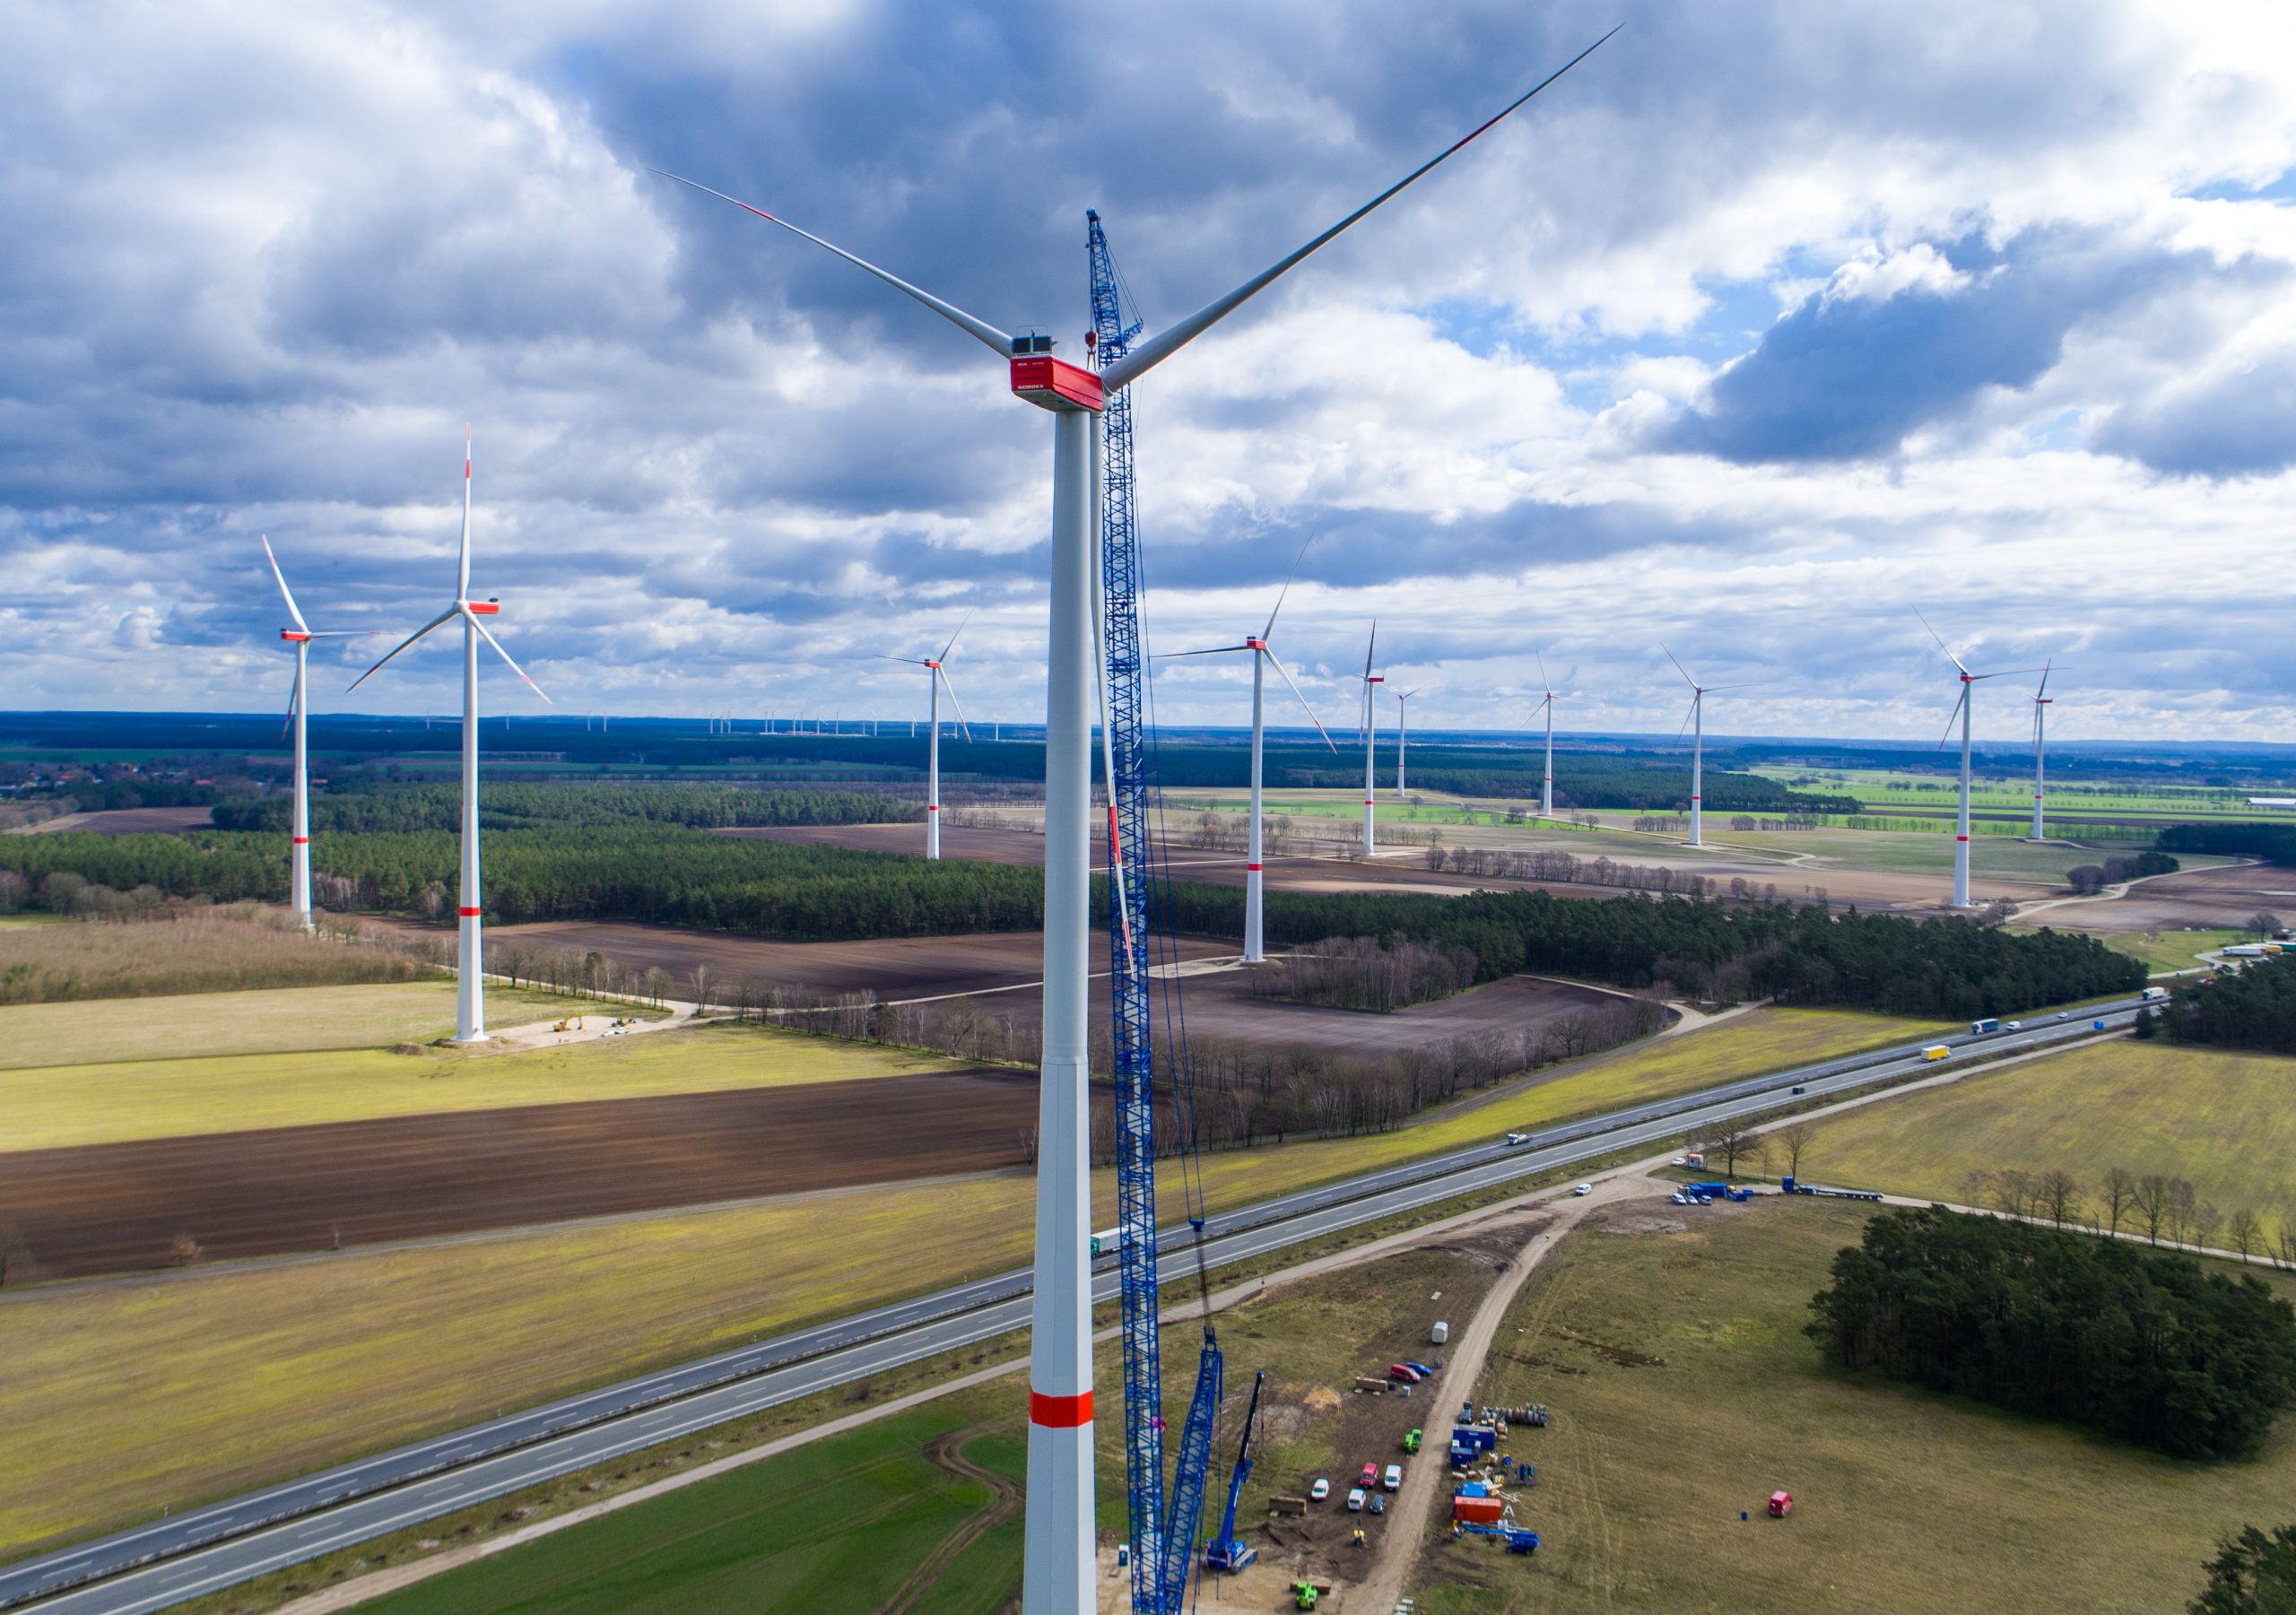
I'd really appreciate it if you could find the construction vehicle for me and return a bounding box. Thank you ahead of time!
[1291,1580,1322,1609]
[1203,1370,1265,1573]
[1780,1177,1884,1203]
[1404,1428,1422,1454]
[1458,1523,1542,1554]
[1685,1182,1753,1203]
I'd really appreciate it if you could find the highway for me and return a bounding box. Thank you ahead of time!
[2,996,2145,1612]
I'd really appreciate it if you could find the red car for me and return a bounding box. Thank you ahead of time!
[1359,1463,1380,1489]
[1387,1363,1422,1383]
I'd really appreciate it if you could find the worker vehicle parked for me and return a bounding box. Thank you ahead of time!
[1573,1182,1592,1196]
[1384,1463,1404,1490]
[1310,1478,1330,1502]
[1347,1488,1368,1512]
[1369,1492,1387,1515]
[1360,1463,1380,1489]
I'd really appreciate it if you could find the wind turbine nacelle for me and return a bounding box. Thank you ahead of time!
[468,600,500,616]
[280,630,312,643]
[1010,353,1105,414]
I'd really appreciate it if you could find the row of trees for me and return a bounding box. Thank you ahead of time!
[1806,1205,2296,1461]
[1962,1166,2296,1268]
[2160,821,2296,865]
[1419,842,1726,898]
[212,782,918,834]
[2064,850,2181,894]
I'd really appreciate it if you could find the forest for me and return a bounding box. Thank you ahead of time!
[1806,1205,2296,1461]
[2160,821,2296,865]
[2159,956,2296,1055]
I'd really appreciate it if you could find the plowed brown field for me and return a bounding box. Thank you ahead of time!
[0,1067,1039,1279]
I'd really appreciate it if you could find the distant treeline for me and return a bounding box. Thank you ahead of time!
[2158,957,2296,1055]
[212,782,918,834]
[2,789,2140,1017]
[1165,885,2144,1019]
[2160,821,2296,865]
[16,778,230,812]
[1807,1206,2296,1461]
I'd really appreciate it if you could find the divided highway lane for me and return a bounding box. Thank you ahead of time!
[6,998,2143,1613]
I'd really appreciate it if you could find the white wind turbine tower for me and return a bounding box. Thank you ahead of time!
[350,432,550,1041]
[2028,662,2055,841]
[1358,621,1383,854]
[1163,560,1335,963]
[262,537,366,931]
[880,617,972,859]
[1391,686,1425,798]
[1663,647,1759,848]
[1532,653,1562,818]
[655,32,1615,1604]
[1918,612,2043,909]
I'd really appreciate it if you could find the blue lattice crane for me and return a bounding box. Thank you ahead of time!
[1088,207,1225,1615]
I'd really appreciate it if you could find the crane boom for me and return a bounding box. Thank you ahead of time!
[1090,207,1224,1615]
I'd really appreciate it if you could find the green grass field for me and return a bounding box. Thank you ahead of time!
[1751,764,2288,821]
[1420,1199,2296,1614]
[1799,1041,2296,1242]
[359,1408,1027,1615]
[2094,929,2249,973]
[0,1002,970,1151]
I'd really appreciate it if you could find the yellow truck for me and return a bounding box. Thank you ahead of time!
[1923,1045,1951,1063]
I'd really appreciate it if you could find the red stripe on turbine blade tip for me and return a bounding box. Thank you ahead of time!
[458,906,483,916]
[1029,1390,1093,1428]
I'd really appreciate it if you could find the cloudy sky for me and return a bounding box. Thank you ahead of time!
[5,0,2294,743]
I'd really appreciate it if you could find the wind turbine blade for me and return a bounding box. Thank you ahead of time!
[652,171,1017,359]
[1969,667,2048,681]
[1660,644,1695,689]
[346,606,457,692]
[1935,686,1969,752]
[1675,696,1697,741]
[457,429,473,603]
[2035,659,2052,699]
[283,661,301,741]
[938,666,972,741]
[1535,650,1552,694]
[261,536,309,633]
[939,612,973,665]
[1100,27,1619,392]
[1362,619,1378,682]
[1914,608,1971,677]
[1264,650,1338,752]
[470,612,552,703]
[874,654,934,666]
[1263,532,1317,640]
[1156,644,1255,658]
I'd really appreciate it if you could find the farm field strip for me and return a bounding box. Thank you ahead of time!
[0,1016,962,1152]
[0,999,2141,1603]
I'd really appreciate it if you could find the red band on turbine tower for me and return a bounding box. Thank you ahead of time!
[1030,1390,1093,1428]
[1247,863,1263,873]
[292,837,309,846]
[926,803,940,812]
[458,906,483,916]
[1956,836,1970,844]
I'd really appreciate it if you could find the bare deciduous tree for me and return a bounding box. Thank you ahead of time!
[2134,1175,2171,1245]
[2100,1167,2136,1237]
[2038,1169,2083,1229]
[2226,1207,2262,1261]
[1773,1124,1813,1181]
[2191,1200,2224,1254]
[1709,1122,1758,1178]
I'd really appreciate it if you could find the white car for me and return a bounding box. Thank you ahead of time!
[2056,1012,2070,1020]
[1504,1133,1527,1146]
[1311,1478,1331,1502]
[1384,1463,1404,1490]
[1347,1488,1368,1512]
[1573,1183,1592,1196]
[2005,1020,2023,1031]
[1669,1156,1688,1167]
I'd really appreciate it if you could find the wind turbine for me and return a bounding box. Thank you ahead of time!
[1918,612,2042,908]
[654,33,1615,1607]
[1162,557,1335,963]
[349,431,550,1041]
[1391,687,1425,799]
[261,537,365,932]
[1532,654,1561,818]
[1663,648,1760,848]
[2028,662,2055,841]
[1355,622,1386,854]
[880,618,971,859]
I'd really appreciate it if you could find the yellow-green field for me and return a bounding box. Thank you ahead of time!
[0,997,979,1152]
[0,1003,1935,1553]
[1801,1041,2296,1241]
[1425,1200,2296,1614]
[0,980,610,1070]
